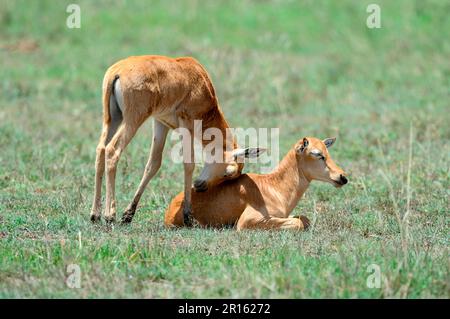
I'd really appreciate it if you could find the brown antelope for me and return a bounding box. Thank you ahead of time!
[165,137,348,230]
[90,55,262,224]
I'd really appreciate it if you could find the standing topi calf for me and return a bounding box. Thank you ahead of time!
[90,55,261,225]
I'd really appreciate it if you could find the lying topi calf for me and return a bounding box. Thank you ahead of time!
[165,136,348,230]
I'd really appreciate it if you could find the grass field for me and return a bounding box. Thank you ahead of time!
[0,0,449,298]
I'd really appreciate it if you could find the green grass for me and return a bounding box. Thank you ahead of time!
[0,0,449,298]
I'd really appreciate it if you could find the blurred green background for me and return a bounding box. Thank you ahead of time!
[0,0,448,298]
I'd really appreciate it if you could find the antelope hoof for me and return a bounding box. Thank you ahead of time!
[90,214,101,223]
[193,179,208,192]
[183,208,193,227]
[104,216,116,224]
[298,215,311,230]
[121,211,135,224]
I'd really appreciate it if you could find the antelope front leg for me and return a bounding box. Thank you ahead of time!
[265,216,310,230]
[237,207,310,231]
[183,162,195,226]
[182,138,195,226]
[177,118,196,226]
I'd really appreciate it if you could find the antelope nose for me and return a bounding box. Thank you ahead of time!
[194,179,208,192]
[340,175,348,185]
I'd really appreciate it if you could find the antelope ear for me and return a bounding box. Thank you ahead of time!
[323,137,336,148]
[295,137,309,154]
[232,147,266,159]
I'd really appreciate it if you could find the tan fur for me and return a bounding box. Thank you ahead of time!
[90,55,244,223]
[165,137,348,231]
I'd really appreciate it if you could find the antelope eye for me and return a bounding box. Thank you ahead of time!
[311,150,324,160]
[314,155,325,160]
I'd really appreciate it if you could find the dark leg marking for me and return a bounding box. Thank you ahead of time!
[183,203,193,227]
[121,202,138,224]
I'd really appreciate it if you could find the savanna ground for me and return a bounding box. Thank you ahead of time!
[0,0,448,298]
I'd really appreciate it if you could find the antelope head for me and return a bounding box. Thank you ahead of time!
[193,147,265,192]
[295,137,348,187]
